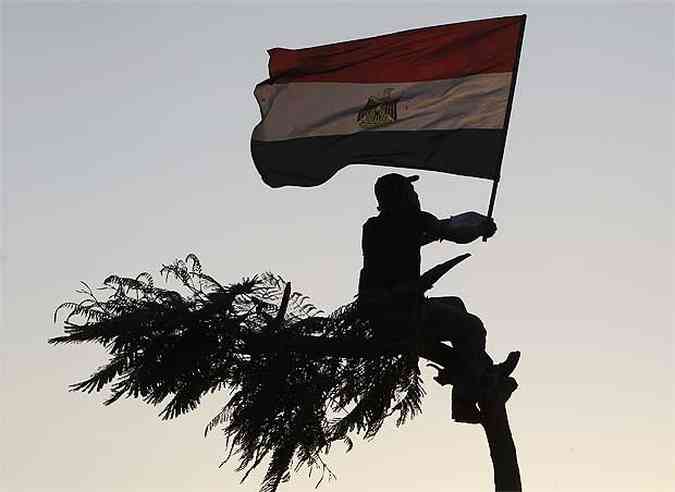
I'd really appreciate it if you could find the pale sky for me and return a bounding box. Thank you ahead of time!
[2,2,673,492]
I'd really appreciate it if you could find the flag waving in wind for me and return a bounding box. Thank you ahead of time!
[251,15,526,188]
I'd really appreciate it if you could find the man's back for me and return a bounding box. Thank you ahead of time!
[358,210,437,317]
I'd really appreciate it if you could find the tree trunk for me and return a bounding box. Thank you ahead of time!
[480,383,522,491]
[245,332,521,491]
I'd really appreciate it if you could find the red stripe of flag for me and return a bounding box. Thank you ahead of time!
[268,15,524,83]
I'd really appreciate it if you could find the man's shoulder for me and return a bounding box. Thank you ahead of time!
[363,210,434,228]
[362,215,387,232]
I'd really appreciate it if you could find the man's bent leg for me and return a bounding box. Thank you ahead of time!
[423,297,494,391]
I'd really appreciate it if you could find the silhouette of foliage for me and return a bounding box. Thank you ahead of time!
[50,254,424,492]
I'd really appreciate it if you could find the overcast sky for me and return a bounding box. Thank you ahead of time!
[2,2,673,492]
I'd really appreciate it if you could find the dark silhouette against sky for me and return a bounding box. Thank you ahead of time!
[50,174,526,491]
[4,4,673,492]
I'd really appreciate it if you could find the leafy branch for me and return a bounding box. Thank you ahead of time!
[50,254,424,492]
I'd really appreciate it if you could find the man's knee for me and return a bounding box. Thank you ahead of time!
[463,313,487,344]
[429,296,467,312]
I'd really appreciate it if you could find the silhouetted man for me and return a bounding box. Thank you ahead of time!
[358,173,519,423]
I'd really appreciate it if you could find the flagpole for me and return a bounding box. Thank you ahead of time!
[486,178,499,219]
[482,14,526,242]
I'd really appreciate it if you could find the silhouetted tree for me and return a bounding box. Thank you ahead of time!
[50,254,425,492]
[51,253,521,491]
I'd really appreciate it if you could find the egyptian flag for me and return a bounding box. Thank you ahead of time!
[251,15,526,188]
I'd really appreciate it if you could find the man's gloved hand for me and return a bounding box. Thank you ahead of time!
[482,217,497,239]
[440,212,498,243]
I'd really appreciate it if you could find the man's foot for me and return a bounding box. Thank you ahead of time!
[479,376,518,412]
[497,378,518,402]
[478,352,519,407]
[494,351,520,378]
[495,376,518,402]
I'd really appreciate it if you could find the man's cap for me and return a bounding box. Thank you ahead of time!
[374,173,419,207]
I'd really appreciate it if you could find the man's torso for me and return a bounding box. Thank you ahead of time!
[358,210,435,318]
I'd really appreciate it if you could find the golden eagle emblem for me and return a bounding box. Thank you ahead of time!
[356,89,399,129]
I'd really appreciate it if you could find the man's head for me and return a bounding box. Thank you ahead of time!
[374,173,420,212]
